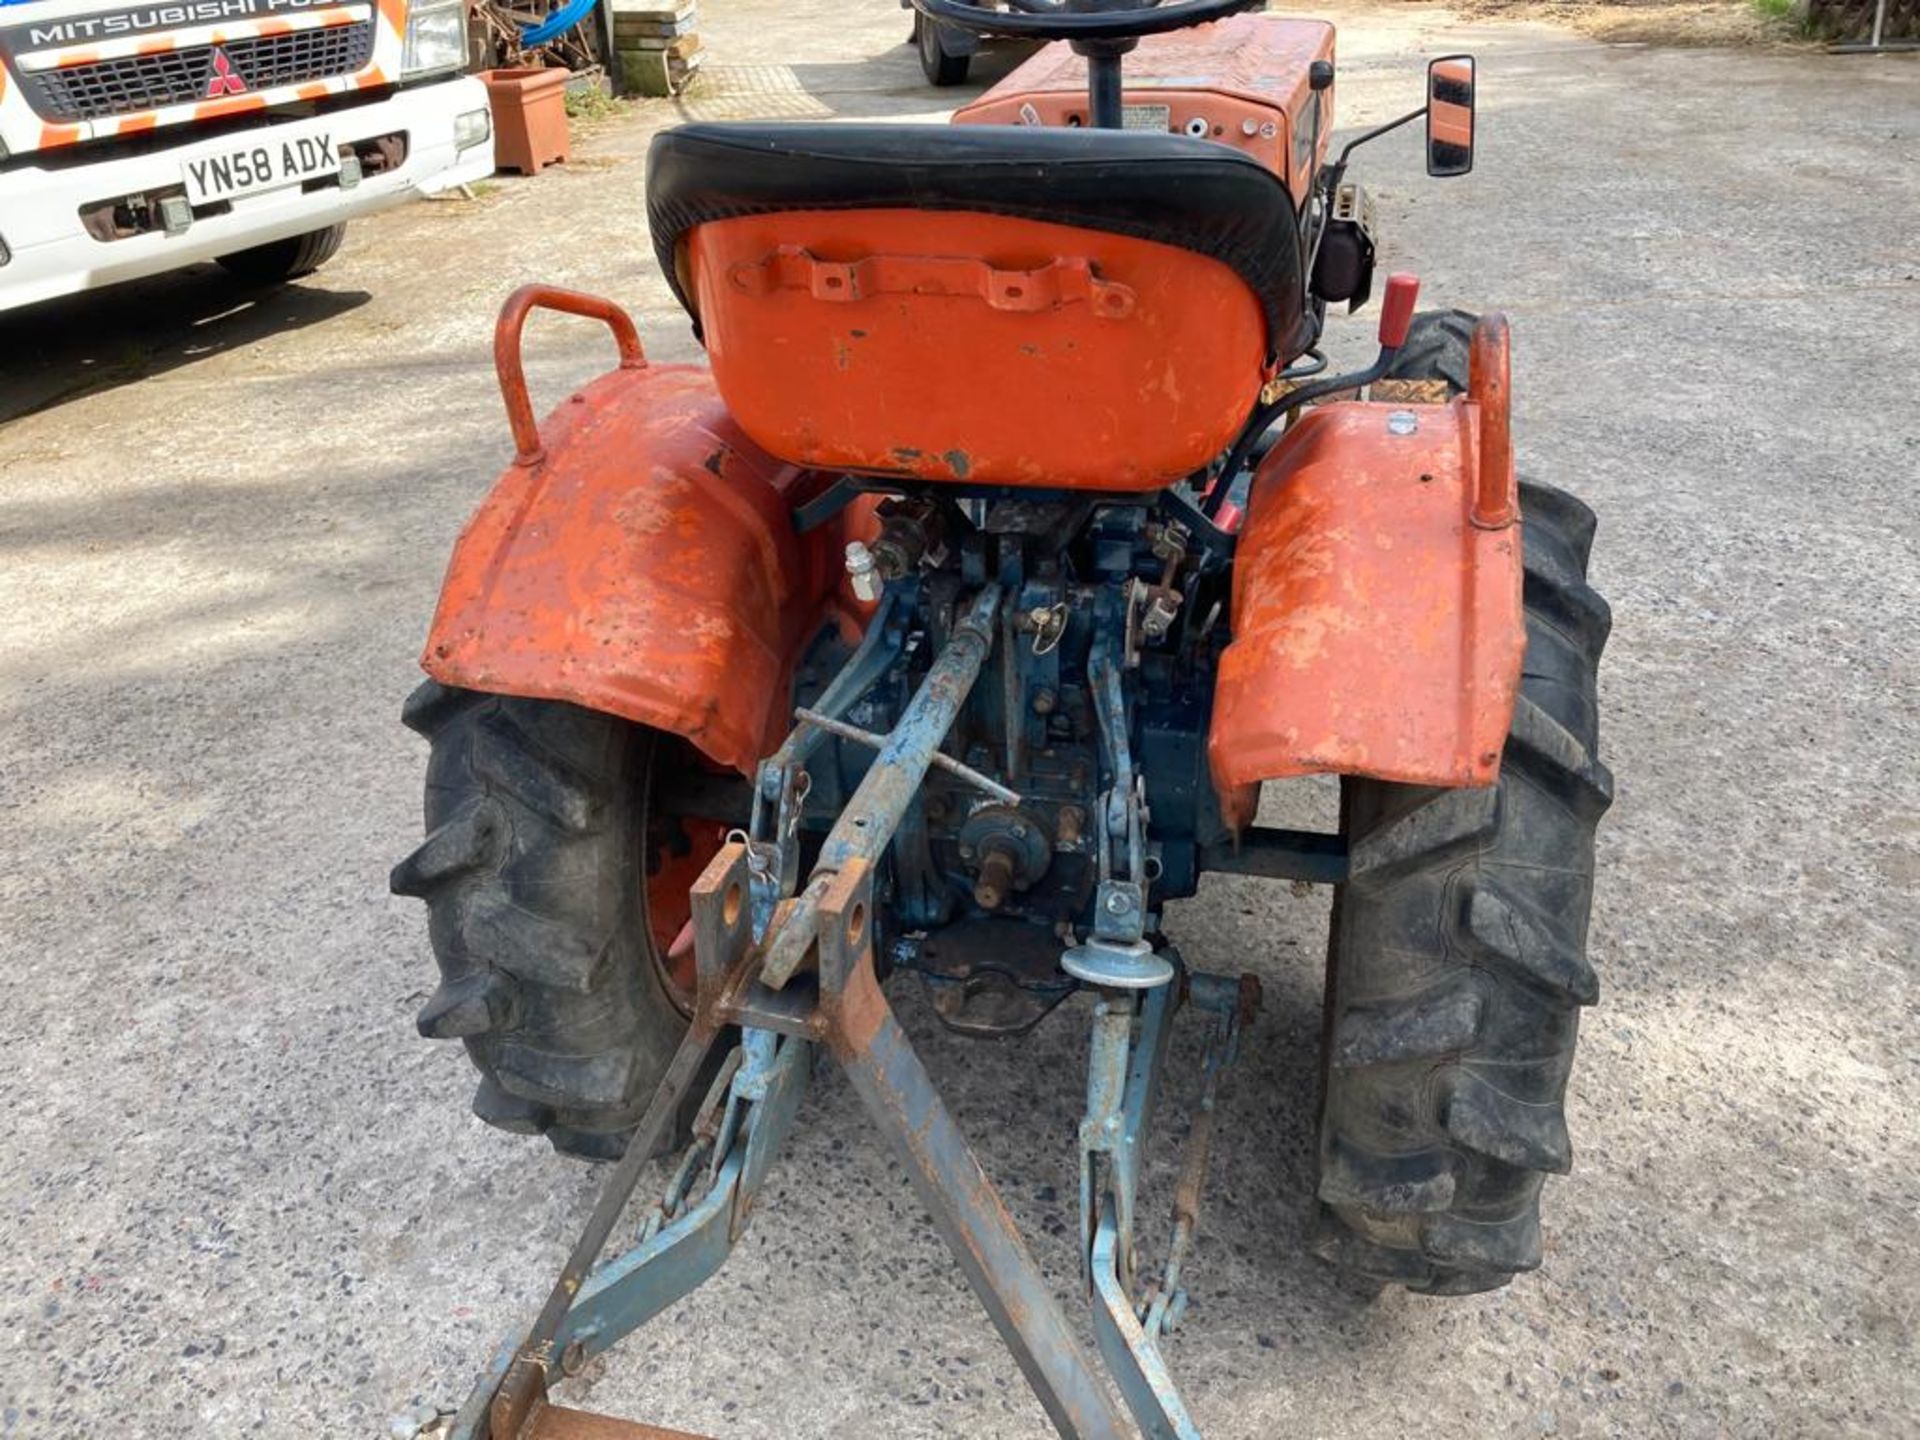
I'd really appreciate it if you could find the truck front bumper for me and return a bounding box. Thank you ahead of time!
[0,76,494,312]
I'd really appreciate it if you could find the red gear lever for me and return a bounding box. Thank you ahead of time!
[1378,272,1420,349]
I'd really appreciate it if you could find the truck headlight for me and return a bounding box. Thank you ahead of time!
[454,108,490,152]
[402,0,468,78]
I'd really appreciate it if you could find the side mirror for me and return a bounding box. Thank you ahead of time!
[1426,55,1475,177]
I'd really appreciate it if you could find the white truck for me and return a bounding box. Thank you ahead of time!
[0,0,495,311]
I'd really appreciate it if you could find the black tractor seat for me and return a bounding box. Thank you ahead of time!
[646,121,1311,362]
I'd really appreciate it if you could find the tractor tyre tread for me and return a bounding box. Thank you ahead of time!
[1313,473,1612,1295]
[393,681,692,1160]
[1381,307,1477,394]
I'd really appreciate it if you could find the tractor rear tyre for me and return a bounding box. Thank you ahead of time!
[915,12,971,85]
[392,683,729,1160]
[216,222,347,285]
[1312,309,1614,1294]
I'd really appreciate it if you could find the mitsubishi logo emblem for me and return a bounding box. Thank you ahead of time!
[205,46,247,98]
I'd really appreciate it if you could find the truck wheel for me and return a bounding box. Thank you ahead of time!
[391,682,728,1160]
[916,12,971,85]
[216,222,347,285]
[1312,309,1614,1293]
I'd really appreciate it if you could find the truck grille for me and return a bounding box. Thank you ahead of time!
[26,22,374,123]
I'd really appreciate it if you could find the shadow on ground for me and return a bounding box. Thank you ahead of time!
[0,269,370,424]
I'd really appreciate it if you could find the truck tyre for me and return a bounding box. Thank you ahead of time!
[216,222,347,285]
[915,12,971,85]
[1312,309,1614,1294]
[391,682,728,1160]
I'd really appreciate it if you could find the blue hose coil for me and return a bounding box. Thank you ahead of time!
[520,0,598,47]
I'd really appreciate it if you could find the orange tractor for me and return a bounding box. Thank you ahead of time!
[394,4,1613,1436]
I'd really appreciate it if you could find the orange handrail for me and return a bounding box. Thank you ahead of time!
[494,285,647,466]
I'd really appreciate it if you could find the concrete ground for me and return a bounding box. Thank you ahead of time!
[1,2,1915,1436]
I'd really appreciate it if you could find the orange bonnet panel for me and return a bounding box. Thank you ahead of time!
[685,210,1268,490]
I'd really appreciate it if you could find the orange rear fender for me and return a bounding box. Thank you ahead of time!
[1209,319,1525,827]
[422,350,865,774]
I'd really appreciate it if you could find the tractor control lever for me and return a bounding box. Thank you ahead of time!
[1377,270,1420,350]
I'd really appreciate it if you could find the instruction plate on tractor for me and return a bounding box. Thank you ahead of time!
[183,132,338,206]
[1120,103,1171,132]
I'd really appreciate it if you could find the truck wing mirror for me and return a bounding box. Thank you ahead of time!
[1426,55,1475,177]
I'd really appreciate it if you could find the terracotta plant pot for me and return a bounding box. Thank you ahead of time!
[480,67,571,176]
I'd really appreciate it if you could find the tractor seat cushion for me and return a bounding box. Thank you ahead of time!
[646,121,1310,362]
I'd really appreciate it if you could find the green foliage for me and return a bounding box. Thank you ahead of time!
[1749,0,1819,37]
[563,86,621,121]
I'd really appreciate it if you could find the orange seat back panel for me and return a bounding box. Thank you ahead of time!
[1209,397,1524,827]
[685,210,1268,490]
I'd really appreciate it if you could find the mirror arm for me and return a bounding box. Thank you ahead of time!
[1306,103,1419,297]
[1329,103,1428,173]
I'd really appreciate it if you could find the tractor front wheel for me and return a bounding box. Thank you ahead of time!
[391,683,728,1160]
[1312,310,1614,1293]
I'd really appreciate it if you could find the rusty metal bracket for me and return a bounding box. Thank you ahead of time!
[759,584,1004,990]
[727,245,1138,318]
[1080,966,1261,1440]
[494,285,648,468]
[455,842,766,1440]
[451,590,1246,1440]
[815,860,1134,1440]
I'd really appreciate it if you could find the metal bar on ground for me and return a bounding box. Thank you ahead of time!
[519,1399,714,1439]
[546,1035,812,1375]
[475,844,765,1440]
[814,862,1132,1440]
[482,1018,731,1437]
[1079,968,1259,1440]
[836,996,1135,1440]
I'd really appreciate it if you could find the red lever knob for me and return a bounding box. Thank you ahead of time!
[1378,272,1420,349]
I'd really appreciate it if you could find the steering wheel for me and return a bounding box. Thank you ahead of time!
[909,0,1264,44]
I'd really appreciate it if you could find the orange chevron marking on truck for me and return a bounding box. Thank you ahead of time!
[55,49,102,68]
[194,91,270,121]
[39,123,84,148]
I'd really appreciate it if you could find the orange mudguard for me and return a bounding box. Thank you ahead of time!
[1209,320,1525,828]
[421,288,865,773]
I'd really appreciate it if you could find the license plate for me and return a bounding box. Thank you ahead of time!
[182,131,337,206]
